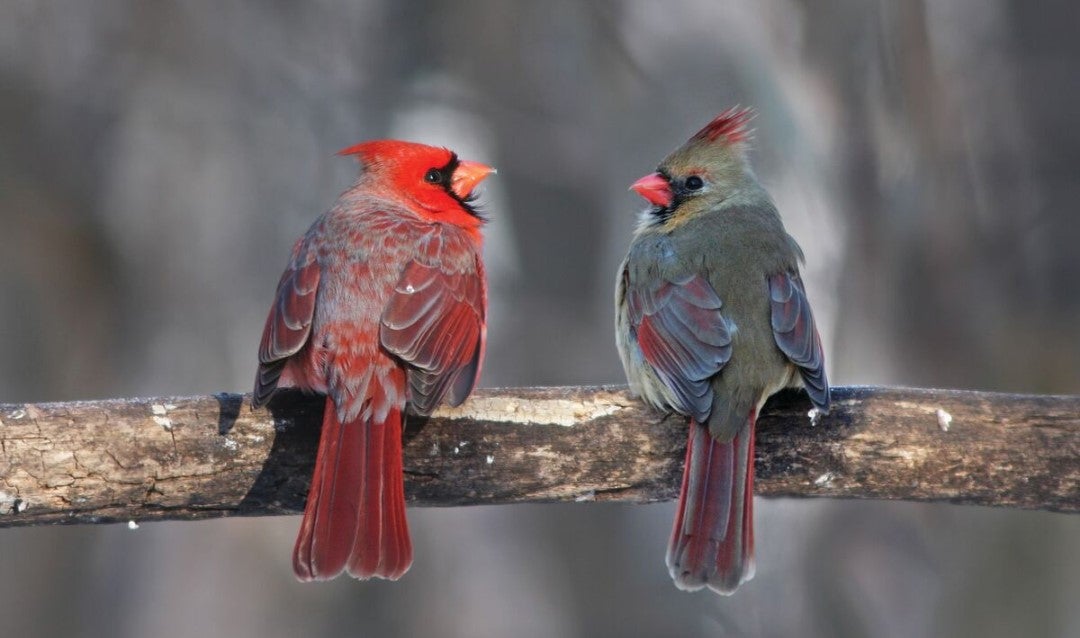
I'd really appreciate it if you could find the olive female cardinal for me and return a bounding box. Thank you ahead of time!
[615,108,829,594]
[253,140,493,581]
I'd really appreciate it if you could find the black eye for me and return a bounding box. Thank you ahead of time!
[685,176,704,191]
[424,168,445,184]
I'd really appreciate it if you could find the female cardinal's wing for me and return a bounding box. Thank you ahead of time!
[768,271,829,411]
[254,238,321,407]
[380,234,486,415]
[624,270,733,422]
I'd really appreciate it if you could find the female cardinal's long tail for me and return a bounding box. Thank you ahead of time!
[293,395,412,581]
[666,414,756,595]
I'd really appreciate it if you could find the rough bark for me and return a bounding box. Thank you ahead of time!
[0,385,1075,527]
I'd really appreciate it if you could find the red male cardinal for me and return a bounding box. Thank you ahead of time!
[615,109,829,594]
[253,140,493,581]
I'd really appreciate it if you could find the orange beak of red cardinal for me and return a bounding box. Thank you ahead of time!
[452,160,496,200]
[629,172,674,208]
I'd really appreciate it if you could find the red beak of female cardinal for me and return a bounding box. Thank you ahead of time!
[452,160,496,200]
[629,172,674,208]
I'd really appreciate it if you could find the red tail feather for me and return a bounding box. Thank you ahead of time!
[293,396,412,581]
[666,414,756,594]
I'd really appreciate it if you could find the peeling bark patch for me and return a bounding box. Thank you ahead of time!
[0,491,19,514]
[151,403,175,430]
[434,394,626,427]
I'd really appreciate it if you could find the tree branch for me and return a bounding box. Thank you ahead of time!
[0,385,1076,527]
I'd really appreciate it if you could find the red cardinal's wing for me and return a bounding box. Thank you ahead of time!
[380,236,486,415]
[253,238,321,407]
[625,271,733,422]
[768,272,829,410]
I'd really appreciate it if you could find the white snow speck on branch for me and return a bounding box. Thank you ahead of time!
[936,408,953,432]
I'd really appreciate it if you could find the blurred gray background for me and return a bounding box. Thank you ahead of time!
[2,1,1078,637]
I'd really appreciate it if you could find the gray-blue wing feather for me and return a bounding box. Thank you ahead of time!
[769,272,829,411]
[626,272,733,422]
